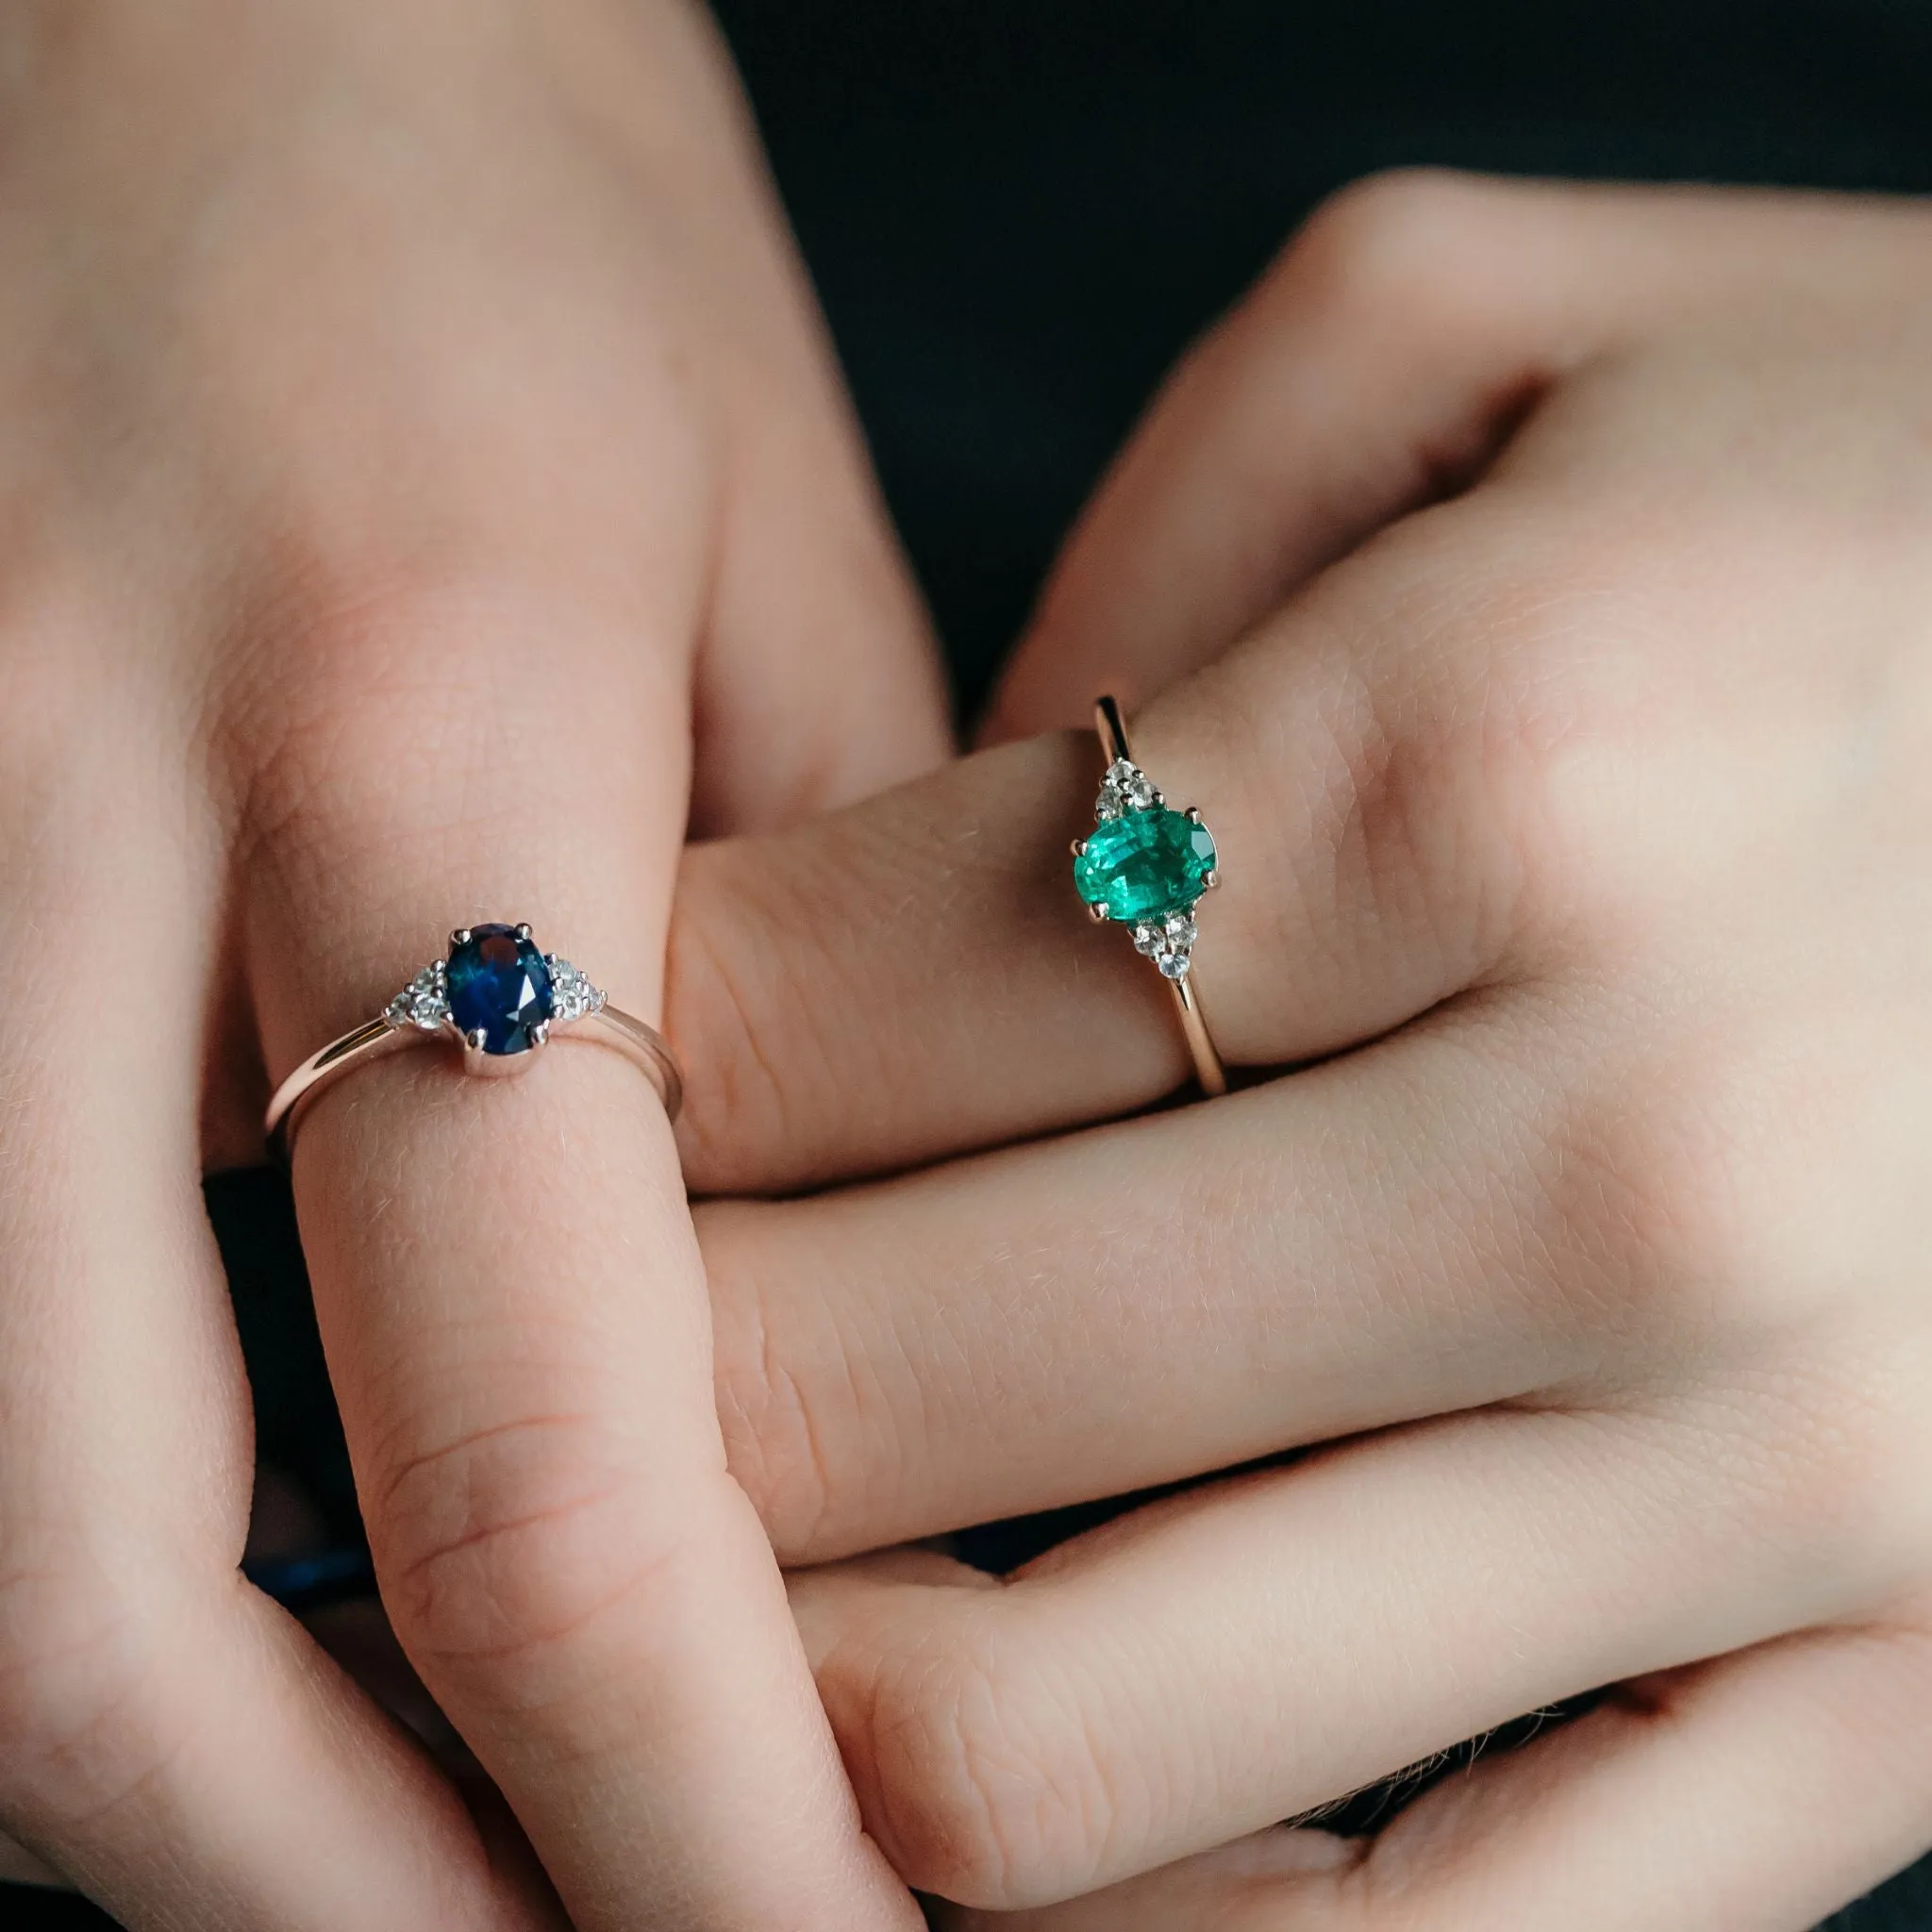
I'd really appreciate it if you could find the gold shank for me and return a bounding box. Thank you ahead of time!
[1092,695,1227,1098]
[264,999,683,1161]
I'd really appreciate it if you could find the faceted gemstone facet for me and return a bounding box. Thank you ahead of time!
[1074,808,1216,923]
[446,924,554,1055]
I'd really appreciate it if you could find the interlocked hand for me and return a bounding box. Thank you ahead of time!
[666,175,1932,1929]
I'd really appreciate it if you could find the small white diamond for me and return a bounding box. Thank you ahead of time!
[1128,909,1196,979]
[545,956,606,1024]
[389,961,450,1031]
[1095,758,1158,820]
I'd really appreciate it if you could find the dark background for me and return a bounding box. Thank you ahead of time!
[14,2,1932,1923]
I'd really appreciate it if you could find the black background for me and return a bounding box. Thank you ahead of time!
[13,2,1932,1923]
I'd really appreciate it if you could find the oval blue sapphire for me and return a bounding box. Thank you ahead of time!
[446,924,554,1056]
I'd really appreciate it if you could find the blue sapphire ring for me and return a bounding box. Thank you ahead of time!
[263,922,683,1158]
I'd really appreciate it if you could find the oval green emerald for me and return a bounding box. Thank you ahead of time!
[1074,808,1216,922]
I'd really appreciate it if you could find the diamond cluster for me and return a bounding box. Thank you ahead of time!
[1133,910,1199,980]
[1095,757,1159,819]
[388,961,451,1032]
[546,956,606,1024]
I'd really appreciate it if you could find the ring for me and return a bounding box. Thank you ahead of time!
[263,922,684,1158]
[1072,697,1228,1096]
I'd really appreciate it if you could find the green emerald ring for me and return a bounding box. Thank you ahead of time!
[1073,696,1228,1095]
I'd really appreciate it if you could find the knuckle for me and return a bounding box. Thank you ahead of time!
[705,1213,842,1562]
[841,1611,1120,1909]
[1268,167,1507,322]
[1540,1047,1770,1332]
[666,850,816,1188]
[0,1555,170,1829]
[368,1411,690,1692]
[226,569,659,909]
[1346,520,1680,951]
[1532,1005,1855,1354]
[667,833,859,1193]
[232,575,528,865]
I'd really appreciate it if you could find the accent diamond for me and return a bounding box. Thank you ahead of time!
[387,962,451,1032]
[1095,757,1159,820]
[1133,910,1198,979]
[545,956,607,1024]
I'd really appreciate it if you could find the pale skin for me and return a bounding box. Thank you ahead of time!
[0,1,948,1927]
[669,175,1932,1925]
[3,7,1931,1931]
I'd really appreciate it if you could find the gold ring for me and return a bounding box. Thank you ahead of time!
[1072,697,1227,1096]
[263,921,682,1159]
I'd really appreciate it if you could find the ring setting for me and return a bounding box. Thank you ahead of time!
[1074,697,1227,1095]
[265,920,682,1156]
[388,922,607,1074]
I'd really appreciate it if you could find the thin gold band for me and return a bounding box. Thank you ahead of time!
[1094,697,1228,1097]
[264,999,682,1161]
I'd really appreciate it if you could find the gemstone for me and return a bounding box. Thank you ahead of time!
[1096,758,1158,820]
[388,962,450,1032]
[1074,808,1216,923]
[545,956,606,1024]
[1133,910,1199,979]
[446,924,554,1055]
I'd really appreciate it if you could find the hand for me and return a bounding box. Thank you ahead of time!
[664,175,1932,1927]
[0,2,941,1925]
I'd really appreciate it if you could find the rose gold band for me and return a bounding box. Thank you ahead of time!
[1094,697,1228,1098]
[264,1002,683,1161]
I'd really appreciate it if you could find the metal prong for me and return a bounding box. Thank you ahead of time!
[465,1027,488,1051]
[460,1026,490,1074]
[529,1021,550,1049]
[514,922,534,941]
[1185,806,1203,824]
[1150,790,1166,808]
[1089,903,1109,922]
[1071,838,1089,858]
[1203,870,1220,890]
[450,927,473,948]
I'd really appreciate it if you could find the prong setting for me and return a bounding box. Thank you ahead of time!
[450,927,473,948]
[513,922,534,941]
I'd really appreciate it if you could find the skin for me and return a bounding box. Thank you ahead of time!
[658,175,1932,1926]
[7,19,1928,1924]
[0,1,946,1927]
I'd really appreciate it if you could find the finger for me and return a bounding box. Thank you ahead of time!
[693,338,952,834]
[672,510,1555,1196]
[0,818,537,1926]
[245,593,917,1932]
[988,173,1932,737]
[705,1009,1593,1563]
[935,1624,1932,1932]
[681,3,950,835]
[790,1399,1874,1910]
